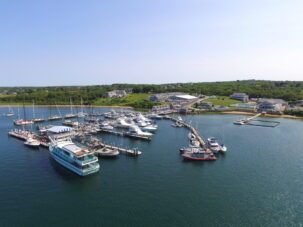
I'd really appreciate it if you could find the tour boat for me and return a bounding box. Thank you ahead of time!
[24,137,40,148]
[49,139,100,176]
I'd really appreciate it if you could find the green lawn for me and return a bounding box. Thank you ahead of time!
[204,96,242,106]
[94,93,162,110]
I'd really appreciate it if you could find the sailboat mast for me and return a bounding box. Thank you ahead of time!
[32,100,35,119]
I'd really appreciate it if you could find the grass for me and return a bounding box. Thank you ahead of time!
[204,96,242,107]
[94,93,163,110]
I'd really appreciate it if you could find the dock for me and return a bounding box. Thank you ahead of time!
[99,142,142,156]
[234,113,280,127]
[163,116,208,149]
[99,129,151,141]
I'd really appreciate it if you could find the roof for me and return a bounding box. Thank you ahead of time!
[47,126,73,133]
[174,95,198,100]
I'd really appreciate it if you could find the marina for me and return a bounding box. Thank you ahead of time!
[1,106,302,226]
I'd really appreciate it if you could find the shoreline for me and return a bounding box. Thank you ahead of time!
[222,111,303,120]
[0,104,134,109]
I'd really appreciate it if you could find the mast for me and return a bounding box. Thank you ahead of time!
[32,100,35,119]
[70,98,73,114]
[23,104,26,120]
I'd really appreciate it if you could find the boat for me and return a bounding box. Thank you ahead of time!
[48,104,63,121]
[31,101,45,123]
[64,98,77,119]
[14,119,34,125]
[148,114,162,120]
[77,98,87,117]
[126,125,152,137]
[179,147,205,154]
[234,120,245,125]
[14,105,33,125]
[62,120,79,127]
[115,118,134,128]
[171,122,183,127]
[141,124,158,132]
[24,137,40,148]
[207,137,227,153]
[5,106,14,117]
[94,147,119,157]
[182,152,217,161]
[48,115,62,121]
[49,139,100,176]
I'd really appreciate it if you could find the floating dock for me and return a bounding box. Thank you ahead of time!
[99,142,142,156]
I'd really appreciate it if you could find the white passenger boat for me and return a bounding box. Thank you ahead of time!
[49,139,100,176]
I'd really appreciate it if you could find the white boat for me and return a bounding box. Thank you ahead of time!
[141,124,158,132]
[49,139,100,176]
[31,101,45,123]
[24,137,40,147]
[148,114,162,120]
[64,98,77,118]
[127,125,152,137]
[234,120,245,125]
[94,147,119,157]
[115,118,134,128]
[14,119,34,125]
[6,106,14,117]
[48,115,62,121]
[207,137,227,153]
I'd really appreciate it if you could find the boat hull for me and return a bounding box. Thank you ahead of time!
[50,151,100,176]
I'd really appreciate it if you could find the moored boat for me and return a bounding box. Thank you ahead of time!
[94,147,119,158]
[24,137,40,148]
[49,139,100,176]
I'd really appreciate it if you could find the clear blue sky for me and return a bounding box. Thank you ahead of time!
[1,0,302,86]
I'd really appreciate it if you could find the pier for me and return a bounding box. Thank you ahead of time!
[163,116,207,149]
[234,113,280,127]
[99,142,142,156]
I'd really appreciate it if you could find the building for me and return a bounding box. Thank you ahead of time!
[257,98,288,112]
[105,90,127,98]
[170,94,198,102]
[197,101,212,109]
[230,93,249,102]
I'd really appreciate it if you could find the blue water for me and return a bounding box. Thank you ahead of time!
[0,107,303,226]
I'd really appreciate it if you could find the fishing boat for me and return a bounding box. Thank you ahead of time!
[49,139,100,176]
[24,137,40,148]
[94,147,119,158]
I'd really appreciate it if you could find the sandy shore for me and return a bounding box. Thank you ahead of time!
[222,111,303,120]
[0,104,133,109]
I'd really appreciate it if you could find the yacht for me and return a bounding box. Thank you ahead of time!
[148,114,162,120]
[141,124,158,132]
[126,125,152,137]
[207,137,227,153]
[24,137,40,148]
[115,118,134,128]
[64,98,77,119]
[49,139,100,176]
[31,101,45,123]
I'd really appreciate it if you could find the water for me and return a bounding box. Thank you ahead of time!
[0,107,303,226]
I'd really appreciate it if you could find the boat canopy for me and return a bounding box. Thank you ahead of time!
[47,126,73,134]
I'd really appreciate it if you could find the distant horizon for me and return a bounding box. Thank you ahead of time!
[1,79,303,88]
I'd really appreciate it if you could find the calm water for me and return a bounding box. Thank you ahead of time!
[0,107,303,227]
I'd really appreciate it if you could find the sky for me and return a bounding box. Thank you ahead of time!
[1,0,303,86]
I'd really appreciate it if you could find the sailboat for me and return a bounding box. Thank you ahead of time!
[48,104,62,121]
[5,106,15,117]
[31,101,45,123]
[64,98,77,119]
[77,98,86,117]
[14,105,33,125]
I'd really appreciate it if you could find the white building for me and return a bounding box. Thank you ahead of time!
[105,90,127,98]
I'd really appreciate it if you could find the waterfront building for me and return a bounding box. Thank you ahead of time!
[257,98,288,112]
[230,93,249,102]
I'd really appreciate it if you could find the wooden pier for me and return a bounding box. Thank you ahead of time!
[163,116,208,149]
[99,142,142,156]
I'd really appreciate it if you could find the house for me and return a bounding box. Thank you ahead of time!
[230,93,249,102]
[197,101,212,109]
[105,90,127,98]
[257,98,288,112]
[170,94,198,102]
